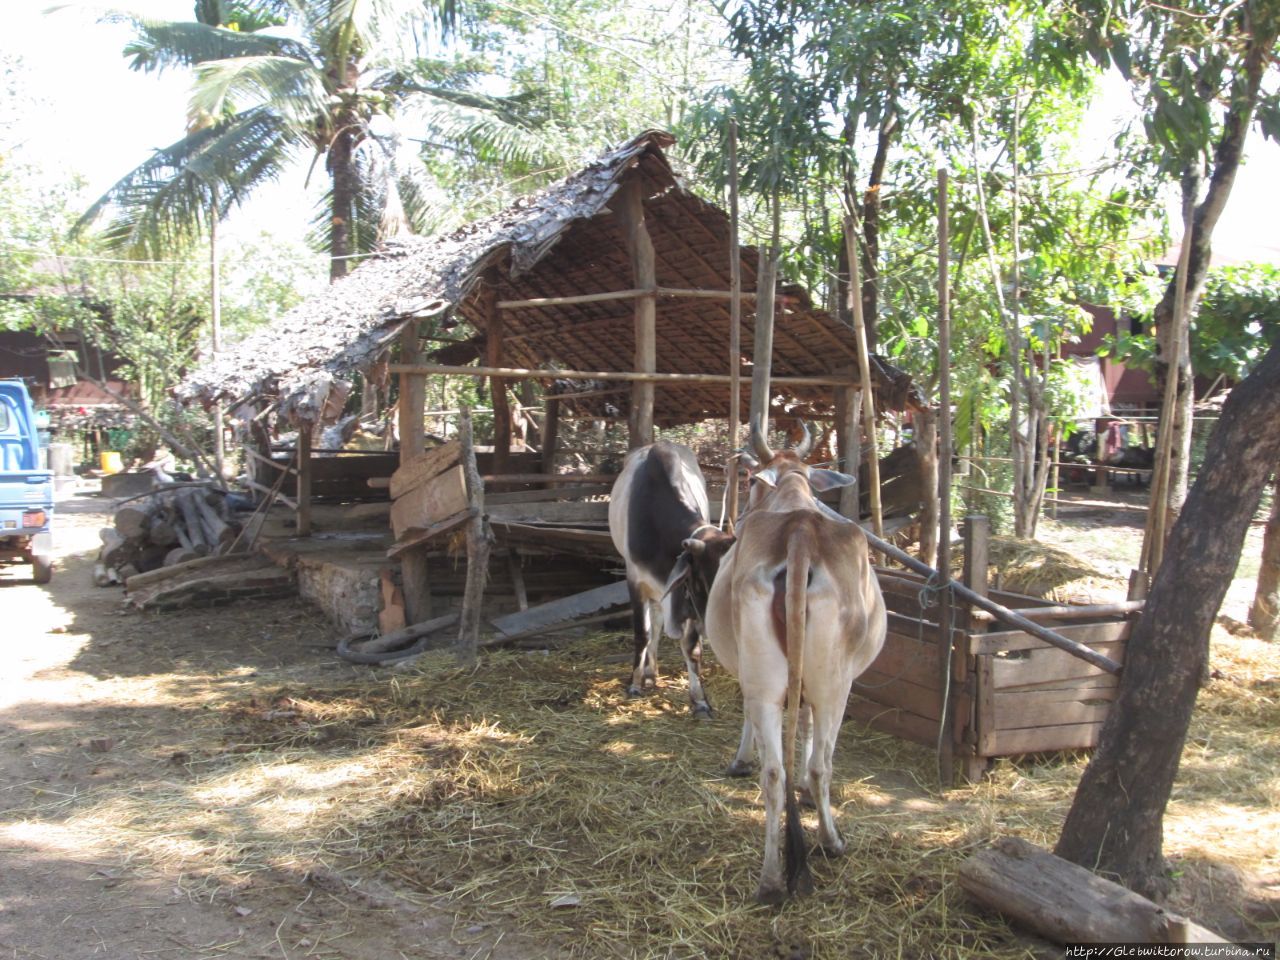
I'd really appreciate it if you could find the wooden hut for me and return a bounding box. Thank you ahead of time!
[181,130,1130,782]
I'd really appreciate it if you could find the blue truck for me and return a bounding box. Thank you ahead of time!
[0,379,54,583]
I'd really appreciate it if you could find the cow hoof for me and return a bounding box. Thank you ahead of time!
[691,704,713,721]
[726,759,754,778]
[798,786,816,809]
[755,884,787,907]
[626,684,645,699]
[819,836,846,858]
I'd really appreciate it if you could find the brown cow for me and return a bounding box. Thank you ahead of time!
[691,424,886,903]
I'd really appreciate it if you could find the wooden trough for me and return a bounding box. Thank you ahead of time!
[853,520,1131,781]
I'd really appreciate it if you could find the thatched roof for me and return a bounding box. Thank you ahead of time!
[180,130,918,425]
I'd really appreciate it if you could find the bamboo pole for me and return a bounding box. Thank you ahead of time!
[936,168,956,784]
[861,527,1123,676]
[209,192,225,481]
[726,119,742,530]
[845,217,882,538]
[748,192,782,438]
[615,180,657,448]
[497,287,760,309]
[387,363,857,388]
[1140,194,1195,578]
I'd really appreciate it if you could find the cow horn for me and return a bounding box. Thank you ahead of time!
[749,420,774,462]
[792,420,813,460]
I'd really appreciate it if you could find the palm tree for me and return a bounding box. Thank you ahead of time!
[78,0,550,280]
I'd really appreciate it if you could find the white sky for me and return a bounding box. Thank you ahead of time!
[5,0,1279,266]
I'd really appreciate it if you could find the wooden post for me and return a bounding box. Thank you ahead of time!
[398,322,433,623]
[457,406,490,667]
[834,383,860,519]
[615,180,657,449]
[726,119,742,529]
[960,515,990,781]
[482,273,512,475]
[844,216,882,538]
[541,397,560,474]
[296,426,312,537]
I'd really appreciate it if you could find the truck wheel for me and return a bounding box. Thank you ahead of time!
[32,553,53,584]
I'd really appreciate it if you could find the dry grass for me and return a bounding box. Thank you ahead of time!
[42,617,1280,959]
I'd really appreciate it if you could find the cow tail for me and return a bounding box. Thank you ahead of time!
[783,534,813,896]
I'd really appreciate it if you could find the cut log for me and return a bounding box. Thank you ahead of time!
[114,505,153,539]
[99,527,137,568]
[176,490,210,553]
[164,547,200,566]
[192,491,234,546]
[957,836,1226,945]
[148,519,180,548]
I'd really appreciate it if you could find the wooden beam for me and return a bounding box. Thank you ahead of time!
[388,363,856,388]
[456,407,490,667]
[614,180,656,448]
[296,428,312,537]
[398,322,432,623]
[482,274,512,475]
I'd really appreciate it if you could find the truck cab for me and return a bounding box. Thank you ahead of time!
[0,379,54,583]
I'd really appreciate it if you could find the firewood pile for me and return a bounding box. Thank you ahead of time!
[94,486,246,587]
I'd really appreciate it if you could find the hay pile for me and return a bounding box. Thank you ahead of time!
[56,625,1280,957]
[976,537,1121,602]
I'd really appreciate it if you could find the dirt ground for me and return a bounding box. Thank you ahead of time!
[1,486,1275,959]
[0,492,554,960]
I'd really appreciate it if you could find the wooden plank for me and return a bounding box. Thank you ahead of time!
[990,640,1127,688]
[490,580,630,637]
[985,722,1106,756]
[958,836,1228,945]
[970,619,1130,656]
[977,656,997,756]
[852,673,941,721]
[485,500,610,525]
[615,179,656,448]
[386,507,477,559]
[297,430,312,536]
[864,629,943,691]
[391,463,469,539]
[845,698,938,746]
[993,684,1117,731]
[390,441,461,501]
[482,484,611,505]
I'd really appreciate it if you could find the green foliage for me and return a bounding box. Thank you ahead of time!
[1101,263,1280,382]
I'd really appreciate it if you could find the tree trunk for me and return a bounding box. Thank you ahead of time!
[1055,341,1280,899]
[1249,473,1280,640]
[860,96,897,355]
[329,117,359,283]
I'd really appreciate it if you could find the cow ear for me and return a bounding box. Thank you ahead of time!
[751,467,777,489]
[681,538,707,556]
[807,468,855,492]
[664,553,692,598]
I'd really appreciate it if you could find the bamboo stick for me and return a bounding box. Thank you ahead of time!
[845,218,882,539]
[387,363,858,388]
[726,119,742,531]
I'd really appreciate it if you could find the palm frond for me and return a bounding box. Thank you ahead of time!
[401,89,560,170]
[76,108,295,258]
[117,18,313,72]
[190,55,328,127]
